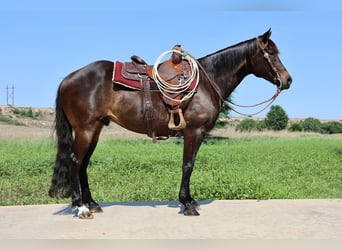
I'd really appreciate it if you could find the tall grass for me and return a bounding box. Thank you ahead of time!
[0,136,341,206]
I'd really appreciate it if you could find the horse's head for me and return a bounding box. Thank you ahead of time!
[250,29,292,90]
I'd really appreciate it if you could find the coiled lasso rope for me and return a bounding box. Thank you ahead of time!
[152,49,199,103]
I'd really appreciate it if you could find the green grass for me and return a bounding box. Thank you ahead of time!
[0,136,341,206]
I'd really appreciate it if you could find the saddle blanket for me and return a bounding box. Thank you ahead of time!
[112,61,197,92]
[112,61,152,90]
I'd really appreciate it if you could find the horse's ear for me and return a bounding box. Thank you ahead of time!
[261,28,272,43]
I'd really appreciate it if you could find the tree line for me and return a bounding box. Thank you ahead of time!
[235,105,342,134]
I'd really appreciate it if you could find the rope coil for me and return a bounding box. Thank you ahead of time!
[152,49,199,103]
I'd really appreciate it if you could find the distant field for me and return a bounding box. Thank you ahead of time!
[0,136,341,206]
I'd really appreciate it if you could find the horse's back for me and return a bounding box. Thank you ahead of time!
[62,60,113,84]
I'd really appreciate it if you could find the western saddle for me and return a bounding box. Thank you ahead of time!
[112,45,198,142]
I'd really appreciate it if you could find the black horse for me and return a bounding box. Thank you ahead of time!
[49,30,292,218]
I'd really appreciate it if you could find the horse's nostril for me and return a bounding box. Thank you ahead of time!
[287,76,292,85]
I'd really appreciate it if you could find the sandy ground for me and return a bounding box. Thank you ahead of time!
[0,199,342,239]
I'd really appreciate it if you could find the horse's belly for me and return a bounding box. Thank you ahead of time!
[110,93,171,136]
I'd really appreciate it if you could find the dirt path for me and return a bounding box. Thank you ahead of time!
[1,199,341,239]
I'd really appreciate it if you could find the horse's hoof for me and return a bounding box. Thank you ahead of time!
[90,205,103,213]
[191,200,200,210]
[77,205,94,219]
[184,208,200,216]
[78,212,94,219]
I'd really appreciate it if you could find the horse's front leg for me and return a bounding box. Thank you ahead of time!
[179,128,205,216]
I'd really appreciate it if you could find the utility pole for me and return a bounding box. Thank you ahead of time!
[6,85,14,106]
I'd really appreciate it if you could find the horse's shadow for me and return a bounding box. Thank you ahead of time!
[53,200,213,216]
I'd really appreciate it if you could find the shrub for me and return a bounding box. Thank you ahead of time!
[13,108,21,115]
[265,105,288,130]
[12,107,41,119]
[288,122,304,132]
[235,118,258,132]
[321,121,342,134]
[256,119,267,131]
[302,117,321,132]
[221,94,233,117]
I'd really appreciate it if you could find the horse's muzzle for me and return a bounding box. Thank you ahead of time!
[279,73,292,90]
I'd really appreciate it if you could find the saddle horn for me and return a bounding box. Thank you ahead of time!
[171,45,183,64]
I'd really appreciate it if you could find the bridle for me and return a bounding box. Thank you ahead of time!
[224,37,283,116]
[255,37,283,91]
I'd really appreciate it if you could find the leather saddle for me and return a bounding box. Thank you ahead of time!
[112,45,197,136]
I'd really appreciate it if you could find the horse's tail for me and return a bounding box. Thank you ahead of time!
[48,83,74,198]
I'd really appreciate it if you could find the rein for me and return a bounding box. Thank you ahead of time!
[224,89,280,116]
[184,38,283,117]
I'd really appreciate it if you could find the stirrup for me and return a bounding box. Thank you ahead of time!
[168,108,186,130]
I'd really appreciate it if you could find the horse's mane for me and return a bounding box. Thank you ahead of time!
[198,37,279,72]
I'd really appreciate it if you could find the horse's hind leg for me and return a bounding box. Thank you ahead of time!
[79,125,104,213]
[72,123,104,216]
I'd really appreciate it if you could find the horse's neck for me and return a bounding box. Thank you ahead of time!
[199,41,255,100]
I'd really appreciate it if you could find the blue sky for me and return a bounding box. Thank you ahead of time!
[0,1,341,119]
